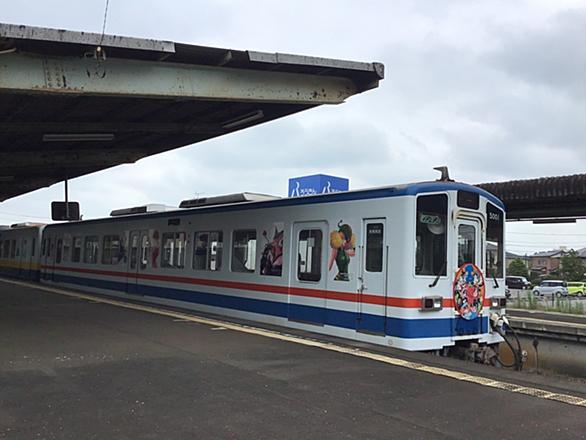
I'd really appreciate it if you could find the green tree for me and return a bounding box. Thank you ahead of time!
[508,258,529,278]
[560,250,585,281]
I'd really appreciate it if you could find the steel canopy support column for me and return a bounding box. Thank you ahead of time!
[0,53,358,104]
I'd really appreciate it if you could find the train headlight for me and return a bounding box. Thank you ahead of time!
[491,297,507,309]
[420,296,443,311]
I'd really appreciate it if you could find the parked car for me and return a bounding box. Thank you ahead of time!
[567,282,585,297]
[532,280,568,297]
[505,276,531,290]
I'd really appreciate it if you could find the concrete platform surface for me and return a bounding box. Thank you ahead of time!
[1,279,586,440]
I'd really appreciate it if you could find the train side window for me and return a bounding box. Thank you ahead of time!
[194,231,223,271]
[415,194,447,276]
[486,203,504,278]
[161,232,186,269]
[32,238,36,257]
[298,229,322,282]
[366,223,384,272]
[10,240,16,258]
[72,237,82,262]
[83,236,99,264]
[3,240,10,258]
[140,235,150,269]
[56,238,63,264]
[22,240,28,259]
[62,235,71,263]
[231,230,257,273]
[102,235,121,265]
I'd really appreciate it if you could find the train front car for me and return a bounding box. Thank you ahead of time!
[397,181,506,354]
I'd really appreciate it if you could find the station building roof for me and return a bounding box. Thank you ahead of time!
[0,23,384,201]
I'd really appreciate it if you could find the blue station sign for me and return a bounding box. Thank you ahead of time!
[288,174,349,197]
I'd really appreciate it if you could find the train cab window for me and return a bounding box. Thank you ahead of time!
[231,230,257,273]
[83,236,99,264]
[56,239,63,264]
[102,235,121,265]
[194,231,223,271]
[416,194,447,276]
[486,203,504,278]
[72,237,82,262]
[366,223,384,272]
[297,229,322,282]
[161,232,186,269]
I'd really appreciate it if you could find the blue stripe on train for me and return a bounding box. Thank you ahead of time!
[48,272,488,339]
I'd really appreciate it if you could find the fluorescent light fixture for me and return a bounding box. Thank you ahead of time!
[43,133,115,142]
[221,110,264,129]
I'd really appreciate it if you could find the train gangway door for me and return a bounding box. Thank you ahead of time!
[288,222,327,326]
[453,216,484,337]
[126,230,148,295]
[357,219,388,334]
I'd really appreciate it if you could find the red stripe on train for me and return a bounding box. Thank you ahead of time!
[41,265,491,308]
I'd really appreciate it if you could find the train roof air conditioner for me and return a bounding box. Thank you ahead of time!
[179,192,280,209]
[110,204,175,217]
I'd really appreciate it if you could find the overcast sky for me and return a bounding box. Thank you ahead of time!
[2,0,586,255]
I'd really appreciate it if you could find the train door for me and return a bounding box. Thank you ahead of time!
[53,237,63,281]
[16,239,23,278]
[357,219,387,334]
[453,217,484,336]
[126,230,148,295]
[288,222,327,325]
[29,238,36,280]
[41,237,51,281]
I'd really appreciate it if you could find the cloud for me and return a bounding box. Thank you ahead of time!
[487,9,586,98]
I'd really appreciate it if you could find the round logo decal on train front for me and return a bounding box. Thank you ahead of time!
[453,263,485,320]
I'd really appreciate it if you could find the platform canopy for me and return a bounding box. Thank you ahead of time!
[478,173,586,221]
[0,23,384,201]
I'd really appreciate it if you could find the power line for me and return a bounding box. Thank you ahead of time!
[99,0,110,46]
[0,211,51,220]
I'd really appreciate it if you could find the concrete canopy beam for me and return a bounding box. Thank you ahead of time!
[0,53,358,105]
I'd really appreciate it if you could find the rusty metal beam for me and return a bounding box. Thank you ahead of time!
[0,52,359,105]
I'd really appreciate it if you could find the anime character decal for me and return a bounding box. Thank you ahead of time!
[329,221,356,281]
[260,225,284,276]
[453,263,485,320]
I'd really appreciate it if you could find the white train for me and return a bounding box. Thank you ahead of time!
[0,180,508,351]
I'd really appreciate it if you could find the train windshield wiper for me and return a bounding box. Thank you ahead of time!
[492,272,499,288]
[428,259,447,288]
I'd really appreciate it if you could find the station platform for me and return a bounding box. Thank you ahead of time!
[1,278,586,439]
